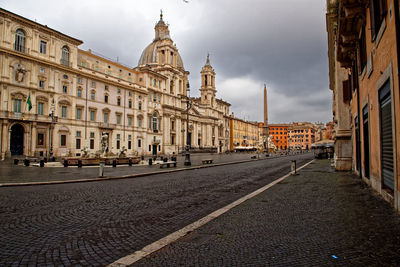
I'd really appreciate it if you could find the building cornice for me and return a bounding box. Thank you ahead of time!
[0,8,83,46]
[0,47,148,95]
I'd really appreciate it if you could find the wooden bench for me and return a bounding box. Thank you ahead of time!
[201,159,213,164]
[160,161,177,168]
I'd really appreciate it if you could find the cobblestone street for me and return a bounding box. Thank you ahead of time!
[0,153,312,266]
[0,153,279,184]
[135,160,400,266]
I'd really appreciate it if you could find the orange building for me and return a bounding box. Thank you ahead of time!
[288,122,315,150]
[269,124,289,150]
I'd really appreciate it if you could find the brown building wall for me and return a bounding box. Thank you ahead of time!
[351,0,399,202]
[327,0,400,210]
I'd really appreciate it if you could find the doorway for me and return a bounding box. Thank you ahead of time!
[10,124,24,155]
[362,105,370,179]
[152,144,157,156]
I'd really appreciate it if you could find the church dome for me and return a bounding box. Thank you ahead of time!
[137,12,184,70]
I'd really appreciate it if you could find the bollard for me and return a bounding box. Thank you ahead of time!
[99,161,105,177]
[112,159,117,168]
[291,160,297,175]
[148,158,152,166]
[14,159,19,165]
[24,159,30,167]
[78,159,82,168]
[64,159,68,167]
[128,158,132,166]
[39,159,45,167]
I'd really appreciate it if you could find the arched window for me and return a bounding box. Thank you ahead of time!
[15,29,25,53]
[61,46,70,66]
[152,112,158,131]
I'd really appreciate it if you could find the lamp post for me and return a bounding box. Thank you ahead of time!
[49,110,57,161]
[184,80,191,166]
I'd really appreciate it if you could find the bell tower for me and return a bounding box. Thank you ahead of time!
[200,54,216,107]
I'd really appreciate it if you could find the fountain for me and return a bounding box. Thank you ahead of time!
[63,132,140,166]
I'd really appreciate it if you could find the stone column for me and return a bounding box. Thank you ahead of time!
[334,65,353,171]
[31,123,37,157]
[1,121,9,159]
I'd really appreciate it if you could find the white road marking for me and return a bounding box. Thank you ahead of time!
[108,159,315,266]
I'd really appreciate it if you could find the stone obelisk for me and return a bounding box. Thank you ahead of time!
[264,84,269,153]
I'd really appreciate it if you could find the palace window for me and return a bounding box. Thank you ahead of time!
[104,94,108,103]
[128,116,132,126]
[61,46,69,66]
[39,80,45,89]
[138,117,142,127]
[116,114,121,125]
[90,132,95,149]
[77,77,82,84]
[152,113,158,131]
[40,40,46,54]
[62,85,68,94]
[76,138,81,150]
[138,139,142,148]
[60,134,67,146]
[90,110,96,121]
[128,135,132,150]
[117,97,121,106]
[61,106,67,118]
[76,107,82,120]
[90,90,95,100]
[15,29,25,53]
[138,102,142,110]
[77,88,82,97]
[37,102,44,115]
[103,113,109,124]
[116,134,120,149]
[128,100,132,108]
[14,99,22,113]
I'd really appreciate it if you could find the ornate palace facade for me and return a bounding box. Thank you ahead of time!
[0,9,230,159]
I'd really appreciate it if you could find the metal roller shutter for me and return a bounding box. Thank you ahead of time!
[379,81,394,190]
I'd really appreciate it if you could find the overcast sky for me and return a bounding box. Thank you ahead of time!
[1,0,331,124]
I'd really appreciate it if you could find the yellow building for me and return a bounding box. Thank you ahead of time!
[229,116,259,151]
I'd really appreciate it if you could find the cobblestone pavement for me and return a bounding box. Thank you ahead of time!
[135,159,400,266]
[0,152,290,184]
[0,153,313,266]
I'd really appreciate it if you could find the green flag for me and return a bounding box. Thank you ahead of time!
[27,94,32,111]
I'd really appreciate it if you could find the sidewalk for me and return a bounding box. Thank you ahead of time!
[133,159,400,266]
[0,152,289,185]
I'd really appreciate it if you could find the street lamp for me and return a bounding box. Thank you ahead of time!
[184,80,191,166]
[49,110,57,161]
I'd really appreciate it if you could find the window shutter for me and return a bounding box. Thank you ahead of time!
[342,79,351,103]
[370,0,377,40]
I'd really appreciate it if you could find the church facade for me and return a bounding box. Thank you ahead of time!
[0,8,230,159]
